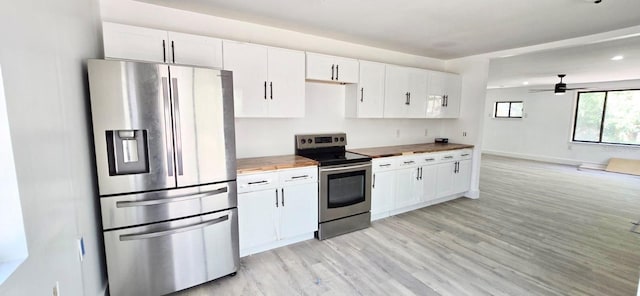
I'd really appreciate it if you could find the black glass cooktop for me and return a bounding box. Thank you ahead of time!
[297,150,371,166]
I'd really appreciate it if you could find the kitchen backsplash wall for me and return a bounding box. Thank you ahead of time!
[235,82,444,158]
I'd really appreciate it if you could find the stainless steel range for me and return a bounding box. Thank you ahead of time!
[295,133,372,240]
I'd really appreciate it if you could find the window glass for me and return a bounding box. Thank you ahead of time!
[510,102,523,117]
[574,92,605,142]
[495,102,510,117]
[601,90,640,145]
[573,90,640,146]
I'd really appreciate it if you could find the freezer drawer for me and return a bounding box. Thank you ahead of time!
[101,181,237,230]
[104,209,239,296]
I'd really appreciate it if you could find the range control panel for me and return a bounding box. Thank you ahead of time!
[295,133,347,150]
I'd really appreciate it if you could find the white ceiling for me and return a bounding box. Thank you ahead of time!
[135,0,640,59]
[487,35,640,89]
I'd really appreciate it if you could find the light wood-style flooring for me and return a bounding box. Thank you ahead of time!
[173,155,640,296]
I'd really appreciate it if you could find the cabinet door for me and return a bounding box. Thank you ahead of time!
[421,165,438,202]
[167,31,223,68]
[435,162,456,198]
[441,73,462,118]
[334,57,359,84]
[279,183,318,240]
[394,167,422,209]
[267,47,306,118]
[223,41,269,117]
[371,170,395,218]
[356,61,385,118]
[306,53,336,82]
[427,71,446,117]
[383,65,410,118]
[238,189,279,254]
[103,22,168,63]
[406,68,428,118]
[453,160,472,194]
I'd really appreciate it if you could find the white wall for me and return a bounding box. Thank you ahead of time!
[0,1,105,296]
[0,65,28,278]
[483,80,640,165]
[236,82,443,157]
[100,0,452,158]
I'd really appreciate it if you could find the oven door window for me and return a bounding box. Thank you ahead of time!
[327,170,366,208]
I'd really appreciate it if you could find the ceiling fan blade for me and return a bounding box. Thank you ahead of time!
[528,89,554,93]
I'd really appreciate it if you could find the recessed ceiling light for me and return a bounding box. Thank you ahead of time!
[611,55,624,61]
[522,81,529,85]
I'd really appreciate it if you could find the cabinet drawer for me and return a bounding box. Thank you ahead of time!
[372,157,398,171]
[418,152,441,165]
[397,155,420,167]
[279,167,317,186]
[237,172,279,193]
[458,149,473,160]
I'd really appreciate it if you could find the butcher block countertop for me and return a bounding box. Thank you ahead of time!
[237,155,318,174]
[348,143,474,158]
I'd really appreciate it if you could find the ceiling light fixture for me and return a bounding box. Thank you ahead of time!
[611,55,624,61]
[523,81,529,85]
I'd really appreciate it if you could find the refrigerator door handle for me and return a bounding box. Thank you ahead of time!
[161,77,175,177]
[171,78,184,176]
[115,186,228,208]
[119,214,229,241]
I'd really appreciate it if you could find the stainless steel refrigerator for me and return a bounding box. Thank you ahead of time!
[87,59,239,296]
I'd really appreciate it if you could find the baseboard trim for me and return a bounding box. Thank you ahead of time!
[464,190,480,199]
[482,150,606,168]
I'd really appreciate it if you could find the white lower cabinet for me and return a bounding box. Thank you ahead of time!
[238,167,317,256]
[370,149,473,221]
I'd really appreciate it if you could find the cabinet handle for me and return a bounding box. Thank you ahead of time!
[425,158,435,161]
[291,175,309,179]
[248,180,268,185]
[264,81,267,100]
[360,87,364,102]
[331,64,335,80]
[372,173,376,189]
[445,95,449,107]
[405,92,410,105]
[270,82,273,100]
[454,161,459,173]
[281,188,285,207]
[404,161,415,164]
[379,164,391,167]
[461,153,470,157]
[275,189,279,208]
[162,40,166,63]
[442,95,446,107]
[171,41,175,63]
[336,64,339,80]
[420,167,423,180]
[444,156,454,159]
[416,167,420,180]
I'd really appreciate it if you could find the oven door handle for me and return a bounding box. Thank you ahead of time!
[320,163,371,172]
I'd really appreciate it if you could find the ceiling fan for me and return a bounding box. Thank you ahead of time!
[528,74,588,95]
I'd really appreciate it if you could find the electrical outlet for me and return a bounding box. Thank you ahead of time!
[396,129,400,138]
[424,129,428,136]
[53,281,60,296]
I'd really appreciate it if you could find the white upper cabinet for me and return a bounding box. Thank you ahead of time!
[427,71,461,118]
[384,65,428,118]
[102,22,223,68]
[223,41,305,118]
[306,52,359,83]
[345,60,386,118]
[166,31,223,68]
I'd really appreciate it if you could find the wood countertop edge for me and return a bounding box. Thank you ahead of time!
[349,143,475,158]
[236,155,318,174]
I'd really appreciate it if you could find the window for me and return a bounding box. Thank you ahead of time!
[494,101,523,118]
[573,90,640,146]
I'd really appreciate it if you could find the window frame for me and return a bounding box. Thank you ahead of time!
[572,89,640,147]
[494,101,523,118]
